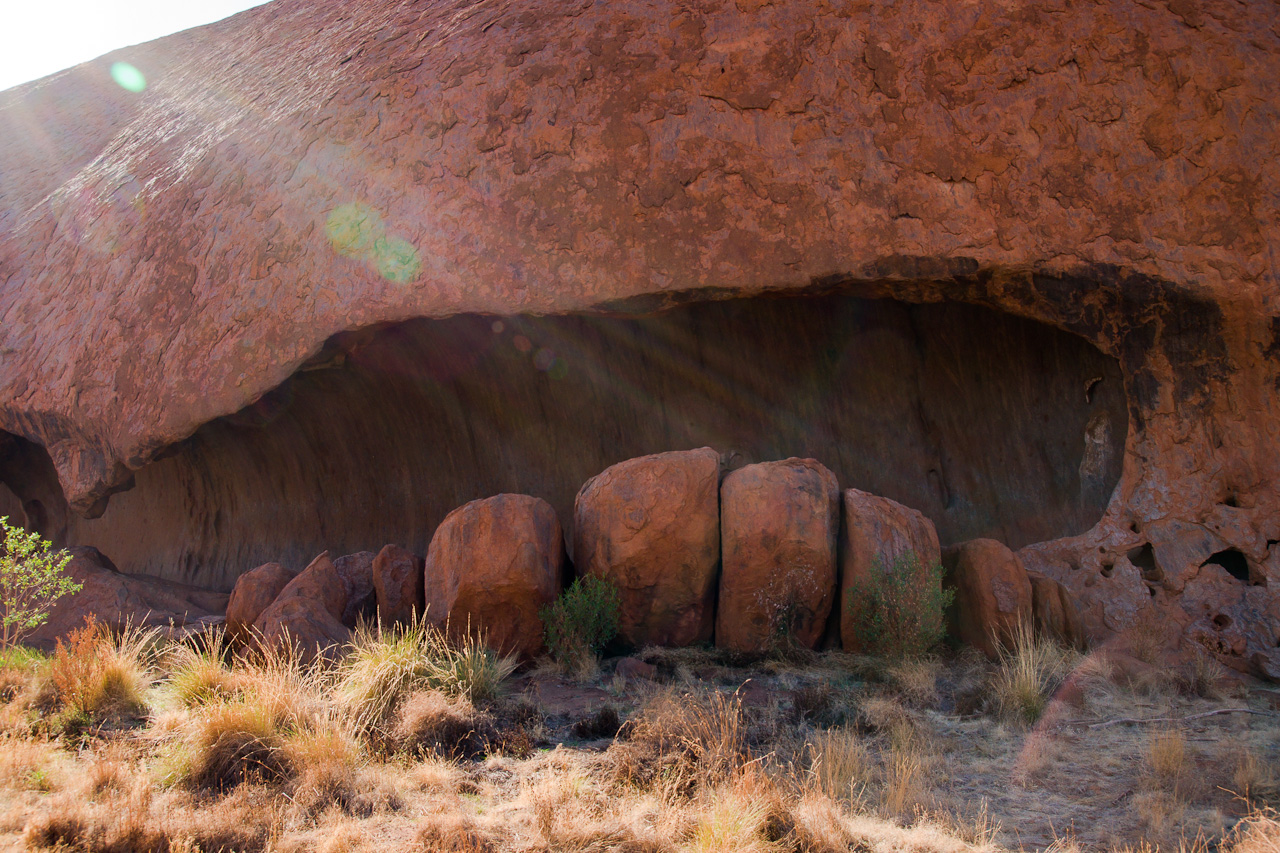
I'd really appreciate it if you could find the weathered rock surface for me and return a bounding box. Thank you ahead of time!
[28,547,227,648]
[333,550,377,628]
[839,489,941,653]
[0,0,1278,669]
[573,448,720,647]
[372,544,423,626]
[423,494,564,659]
[225,561,295,642]
[1027,572,1086,650]
[252,551,350,656]
[943,539,1033,659]
[717,459,839,654]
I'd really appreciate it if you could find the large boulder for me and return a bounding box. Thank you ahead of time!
[372,544,424,626]
[423,494,564,659]
[333,550,377,628]
[839,489,941,653]
[252,551,350,657]
[27,547,228,648]
[225,561,296,642]
[573,448,721,647]
[942,539,1033,658]
[1028,571,1086,650]
[716,459,839,654]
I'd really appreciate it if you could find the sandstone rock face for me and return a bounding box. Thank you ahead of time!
[1,0,1279,671]
[573,448,720,647]
[372,544,423,626]
[225,562,295,642]
[28,547,228,648]
[716,459,839,654]
[839,489,941,653]
[423,494,564,659]
[943,539,1033,659]
[1027,572,1086,651]
[333,551,377,628]
[252,551,350,657]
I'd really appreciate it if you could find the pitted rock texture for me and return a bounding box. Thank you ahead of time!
[839,488,942,653]
[574,447,721,647]
[943,539,1034,659]
[716,458,839,654]
[1,0,1279,671]
[423,494,564,659]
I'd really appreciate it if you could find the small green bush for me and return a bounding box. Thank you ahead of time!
[845,550,953,659]
[0,516,80,648]
[540,575,620,676]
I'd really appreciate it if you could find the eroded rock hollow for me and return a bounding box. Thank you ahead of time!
[25,294,1123,590]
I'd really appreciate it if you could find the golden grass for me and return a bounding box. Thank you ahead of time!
[990,622,1077,725]
[0,618,1276,853]
[338,619,516,744]
[807,726,874,803]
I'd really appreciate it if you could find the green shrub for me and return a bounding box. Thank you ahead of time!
[0,516,80,648]
[540,575,620,676]
[845,550,953,659]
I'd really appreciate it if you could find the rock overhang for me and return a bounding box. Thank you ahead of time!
[0,0,1277,667]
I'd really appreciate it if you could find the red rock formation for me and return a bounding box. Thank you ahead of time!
[333,551,377,628]
[0,0,1277,674]
[28,547,227,649]
[225,562,295,642]
[943,539,1034,659]
[423,494,564,659]
[372,544,423,626]
[717,458,839,654]
[1027,572,1086,651]
[252,551,350,657]
[839,489,942,653]
[573,448,720,647]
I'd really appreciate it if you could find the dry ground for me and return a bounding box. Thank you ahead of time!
[0,621,1275,853]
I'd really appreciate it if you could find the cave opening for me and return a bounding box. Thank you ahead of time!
[1202,548,1252,584]
[5,292,1129,592]
[1127,543,1162,583]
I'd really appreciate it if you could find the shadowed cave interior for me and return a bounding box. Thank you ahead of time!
[2,292,1128,592]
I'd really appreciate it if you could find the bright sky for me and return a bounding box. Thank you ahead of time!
[0,0,273,93]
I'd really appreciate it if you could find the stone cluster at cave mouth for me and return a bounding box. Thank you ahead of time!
[44,448,1090,670]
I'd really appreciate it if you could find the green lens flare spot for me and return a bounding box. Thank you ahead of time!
[110,62,147,92]
[374,236,421,284]
[325,203,382,259]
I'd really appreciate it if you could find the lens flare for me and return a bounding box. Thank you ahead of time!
[325,203,421,284]
[110,62,147,92]
[325,203,381,259]
[373,236,420,284]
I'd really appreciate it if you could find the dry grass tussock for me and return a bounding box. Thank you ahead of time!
[37,617,159,732]
[989,621,1079,725]
[337,619,516,744]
